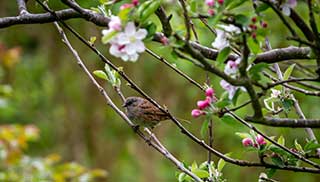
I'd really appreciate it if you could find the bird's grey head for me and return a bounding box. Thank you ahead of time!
[123,97,142,108]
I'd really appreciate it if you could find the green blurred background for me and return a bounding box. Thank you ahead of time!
[0,0,320,181]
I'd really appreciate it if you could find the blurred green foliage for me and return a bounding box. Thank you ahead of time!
[0,0,319,181]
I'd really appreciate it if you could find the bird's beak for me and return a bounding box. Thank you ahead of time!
[122,103,127,107]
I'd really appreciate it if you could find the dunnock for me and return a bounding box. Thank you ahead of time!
[123,96,170,128]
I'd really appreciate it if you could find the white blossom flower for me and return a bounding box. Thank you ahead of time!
[220,80,238,99]
[220,24,241,34]
[211,24,240,50]
[281,0,297,16]
[271,89,281,98]
[108,22,147,62]
[101,16,122,39]
[211,29,229,50]
[108,16,122,31]
[224,58,241,75]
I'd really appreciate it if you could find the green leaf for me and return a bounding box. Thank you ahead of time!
[191,161,198,171]
[215,98,231,108]
[304,140,320,152]
[231,88,241,105]
[226,0,247,10]
[178,172,186,182]
[217,158,226,172]
[235,132,251,139]
[143,22,157,39]
[294,139,304,154]
[266,168,277,178]
[249,63,268,81]
[269,145,288,156]
[256,3,270,13]
[234,14,249,26]
[283,64,295,80]
[220,114,242,128]
[200,119,209,138]
[277,135,285,146]
[118,6,131,21]
[101,31,117,44]
[89,36,96,45]
[140,1,161,23]
[247,37,261,55]
[192,169,210,178]
[271,156,285,167]
[282,98,294,113]
[216,47,231,69]
[93,70,108,80]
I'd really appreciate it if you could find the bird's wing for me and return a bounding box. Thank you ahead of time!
[139,99,169,121]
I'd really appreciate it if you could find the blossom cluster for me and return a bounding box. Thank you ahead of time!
[249,17,268,39]
[205,0,225,16]
[242,135,267,148]
[191,87,216,118]
[101,1,148,62]
[220,57,246,100]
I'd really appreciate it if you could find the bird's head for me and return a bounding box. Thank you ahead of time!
[122,97,142,108]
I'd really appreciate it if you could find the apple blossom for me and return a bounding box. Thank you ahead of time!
[191,109,204,118]
[108,16,122,31]
[271,89,281,98]
[224,58,241,75]
[120,3,134,10]
[205,87,215,97]
[256,135,267,146]
[242,138,253,147]
[205,0,215,7]
[132,0,139,6]
[197,99,210,110]
[220,80,238,99]
[108,22,147,62]
[211,29,229,50]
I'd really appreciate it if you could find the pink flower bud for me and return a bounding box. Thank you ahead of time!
[208,9,215,16]
[120,3,134,10]
[132,0,139,6]
[197,100,210,110]
[252,32,257,39]
[205,0,215,7]
[256,135,266,146]
[251,17,257,23]
[261,21,268,28]
[191,109,204,118]
[218,0,224,5]
[160,36,169,46]
[242,138,253,147]
[205,96,212,104]
[205,87,215,97]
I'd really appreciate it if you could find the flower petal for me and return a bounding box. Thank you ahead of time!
[125,22,136,36]
[134,41,145,53]
[135,29,147,40]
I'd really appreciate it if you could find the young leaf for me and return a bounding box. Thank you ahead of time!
[235,132,251,139]
[217,158,226,172]
[192,169,210,178]
[216,47,231,69]
[283,64,295,80]
[220,114,243,128]
[200,119,209,138]
[294,139,304,154]
[277,135,285,146]
[93,70,108,80]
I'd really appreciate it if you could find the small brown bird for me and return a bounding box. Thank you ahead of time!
[123,96,170,128]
